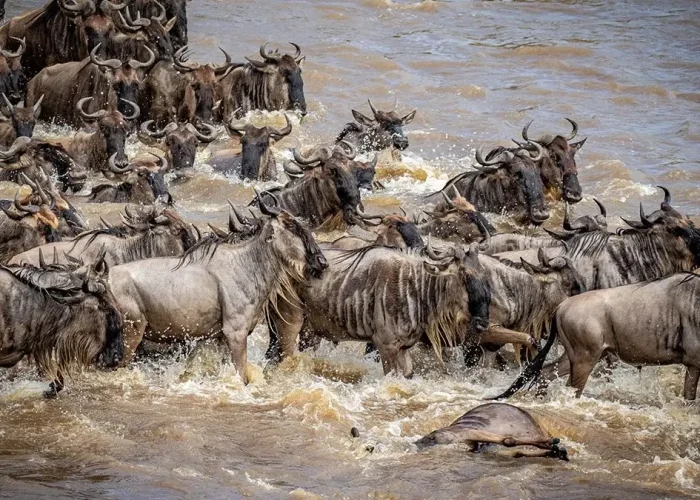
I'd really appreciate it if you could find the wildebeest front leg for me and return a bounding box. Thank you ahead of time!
[684,366,699,400]
[375,341,400,376]
[222,313,250,384]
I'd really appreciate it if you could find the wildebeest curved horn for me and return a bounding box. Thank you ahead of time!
[474,145,506,167]
[292,147,328,166]
[108,152,134,174]
[173,46,199,71]
[289,42,302,59]
[14,189,39,214]
[38,248,46,268]
[260,42,281,62]
[225,116,247,135]
[565,118,578,141]
[141,120,175,139]
[475,217,492,251]
[64,252,84,266]
[1,37,26,59]
[1,206,23,220]
[399,207,407,217]
[89,43,122,69]
[267,115,293,139]
[227,202,247,233]
[117,11,141,32]
[77,97,108,120]
[32,94,45,114]
[245,57,268,69]
[639,203,653,228]
[52,247,59,265]
[593,198,607,218]
[526,140,545,162]
[657,185,671,207]
[151,0,166,22]
[192,224,202,241]
[367,99,380,120]
[1,93,14,117]
[521,120,534,142]
[620,218,645,230]
[233,206,255,226]
[128,45,156,70]
[336,140,356,159]
[208,223,228,238]
[100,216,113,229]
[283,160,304,176]
[511,138,527,148]
[186,122,218,143]
[19,172,38,191]
[255,188,281,217]
[35,182,51,206]
[214,47,233,75]
[119,98,140,120]
[124,205,135,220]
[0,136,31,160]
[99,0,126,12]
[148,151,168,171]
[440,190,456,209]
[58,0,94,15]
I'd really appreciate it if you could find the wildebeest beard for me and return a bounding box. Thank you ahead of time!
[464,267,491,339]
[96,295,125,369]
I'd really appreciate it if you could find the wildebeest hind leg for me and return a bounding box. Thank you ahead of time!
[683,366,699,400]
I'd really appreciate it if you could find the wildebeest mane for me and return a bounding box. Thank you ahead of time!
[174,221,264,269]
[69,226,131,250]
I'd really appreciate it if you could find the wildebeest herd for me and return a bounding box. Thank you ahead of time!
[0,0,698,459]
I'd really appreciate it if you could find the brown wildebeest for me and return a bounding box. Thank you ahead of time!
[0,36,27,104]
[336,99,416,153]
[0,93,43,147]
[129,0,188,51]
[139,120,218,171]
[87,151,172,204]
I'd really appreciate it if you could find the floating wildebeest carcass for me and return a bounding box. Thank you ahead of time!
[335,99,416,153]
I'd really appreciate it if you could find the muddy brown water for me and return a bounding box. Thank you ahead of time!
[2,0,700,498]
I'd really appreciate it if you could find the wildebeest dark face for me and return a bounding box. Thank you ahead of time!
[373,214,424,249]
[82,13,115,54]
[284,65,306,116]
[4,100,40,138]
[507,154,550,225]
[100,113,129,169]
[186,68,218,124]
[110,68,142,115]
[240,127,272,180]
[352,105,416,152]
[275,211,328,279]
[348,156,378,191]
[165,129,197,170]
[521,249,586,298]
[0,56,26,104]
[166,0,188,51]
[327,164,362,225]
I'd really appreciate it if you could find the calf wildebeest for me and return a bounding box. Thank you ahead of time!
[10,206,195,267]
[267,242,491,376]
[26,43,153,126]
[512,119,587,204]
[218,42,306,119]
[53,96,139,175]
[139,119,218,170]
[0,37,27,104]
[0,93,43,146]
[86,151,172,204]
[440,143,550,225]
[209,115,292,181]
[416,403,568,460]
[107,196,328,383]
[0,257,124,397]
[336,99,416,153]
[256,144,364,229]
[495,272,700,401]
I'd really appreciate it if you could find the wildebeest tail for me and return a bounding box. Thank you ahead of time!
[488,314,558,400]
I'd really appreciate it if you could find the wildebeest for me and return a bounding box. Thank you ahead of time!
[0,37,27,104]
[209,115,292,181]
[256,144,364,229]
[21,170,88,237]
[26,43,153,126]
[418,191,494,245]
[416,403,568,460]
[495,272,700,401]
[124,0,185,52]
[440,143,550,225]
[0,257,124,397]
[0,93,43,146]
[218,42,306,119]
[86,151,172,204]
[330,211,425,251]
[336,99,416,153]
[139,119,218,170]
[107,196,328,383]
[10,206,195,267]
[268,242,491,375]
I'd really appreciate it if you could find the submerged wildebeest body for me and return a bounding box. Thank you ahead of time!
[107,200,327,383]
[0,93,43,146]
[87,151,172,204]
[0,259,124,397]
[139,120,218,171]
[418,192,495,245]
[441,144,550,225]
[416,403,568,460]
[10,207,195,267]
[218,43,306,119]
[268,244,491,377]
[336,99,416,153]
[496,273,700,401]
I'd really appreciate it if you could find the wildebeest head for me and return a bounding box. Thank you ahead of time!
[349,154,379,191]
[140,120,218,170]
[475,143,550,225]
[123,205,197,251]
[107,151,172,204]
[347,99,416,152]
[174,46,232,124]
[255,190,328,279]
[227,115,292,181]
[78,96,139,171]
[0,93,42,138]
[117,2,177,60]
[519,248,586,298]
[21,170,87,237]
[357,210,425,249]
[422,190,495,244]
[0,37,27,104]
[517,119,587,204]
[245,43,306,116]
[545,199,608,241]
[78,0,127,54]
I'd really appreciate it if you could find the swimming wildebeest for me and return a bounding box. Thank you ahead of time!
[107,196,328,382]
[209,115,292,181]
[416,403,568,460]
[139,120,218,170]
[217,42,306,119]
[0,93,43,146]
[494,272,700,401]
[0,257,124,397]
[329,211,425,251]
[10,206,195,267]
[336,99,416,153]
[267,242,491,376]
[418,191,495,245]
[439,143,550,225]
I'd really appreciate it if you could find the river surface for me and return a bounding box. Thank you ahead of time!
[2,0,700,498]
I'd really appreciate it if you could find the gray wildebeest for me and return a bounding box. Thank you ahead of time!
[439,143,550,225]
[139,119,218,170]
[0,93,43,146]
[218,42,306,119]
[267,242,491,376]
[0,37,28,104]
[10,206,195,267]
[0,257,124,397]
[336,99,416,153]
[26,43,154,126]
[209,115,292,181]
[329,211,425,251]
[416,403,568,460]
[494,272,700,401]
[107,196,328,383]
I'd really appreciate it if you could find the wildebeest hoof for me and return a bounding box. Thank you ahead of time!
[365,445,375,453]
[43,387,59,399]
[350,427,360,438]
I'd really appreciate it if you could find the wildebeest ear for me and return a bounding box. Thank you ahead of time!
[537,247,550,268]
[520,258,540,275]
[352,110,374,127]
[570,137,587,154]
[164,17,177,32]
[296,56,305,68]
[400,110,416,126]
